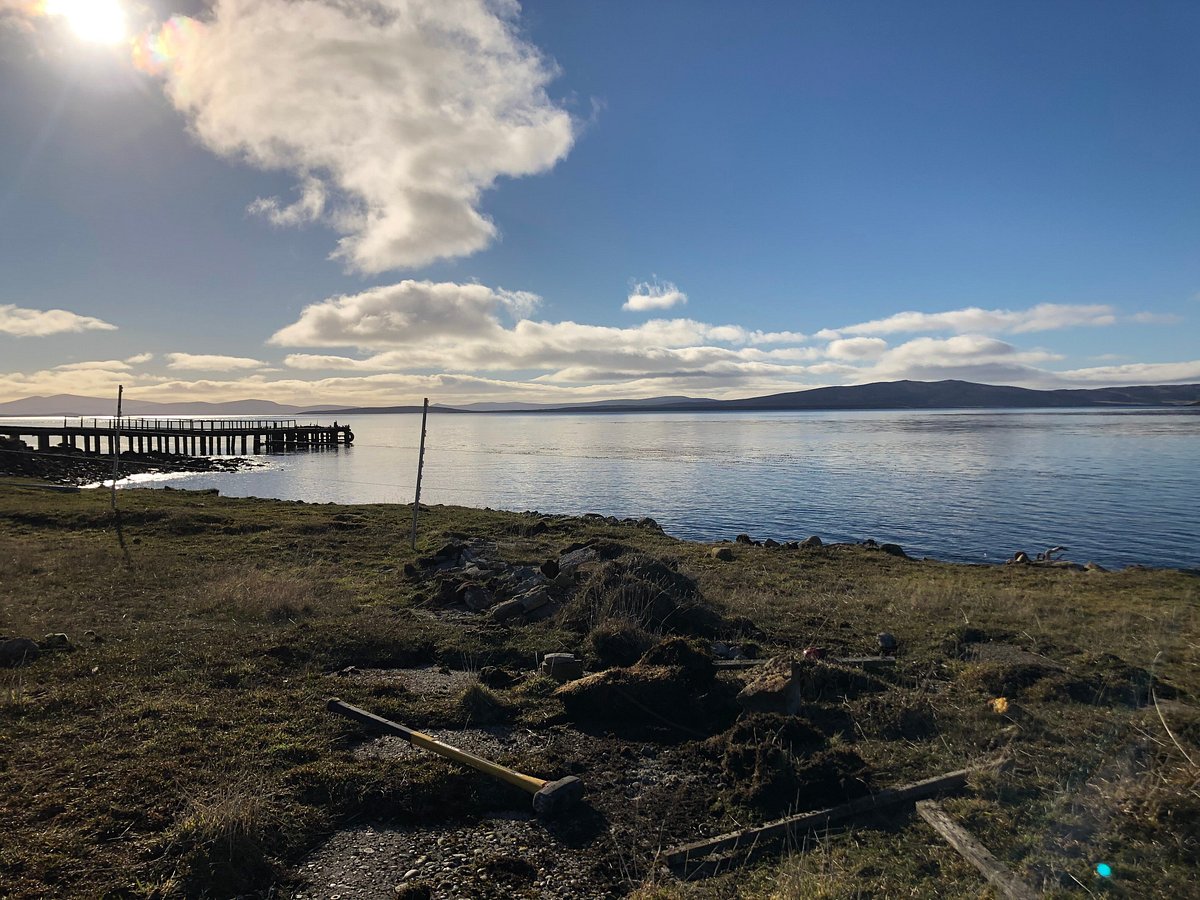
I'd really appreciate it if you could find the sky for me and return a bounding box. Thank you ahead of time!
[0,0,1198,407]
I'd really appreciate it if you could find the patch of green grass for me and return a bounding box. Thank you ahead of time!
[0,480,1196,898]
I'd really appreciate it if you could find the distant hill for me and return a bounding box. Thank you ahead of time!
[0,394,334,417]
[522,380,1200,413]
[2,381,1197,418]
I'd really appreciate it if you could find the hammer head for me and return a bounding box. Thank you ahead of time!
[532,775,584,816]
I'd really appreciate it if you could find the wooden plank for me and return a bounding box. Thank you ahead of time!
[916,801,1039,900]
[664,766,974,868]
[713,656,896,671]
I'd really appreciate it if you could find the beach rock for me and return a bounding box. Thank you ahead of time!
[636,517,661,531]
[490,599,525,623]
[0,638,40,668]
[877,632,899,654]
[710,547,734,561]
[40,633,73,652]
[800,535,823,549]
[558,546,598,572]
[1085,561,1108,573]
[879,543,908,558]
[478,665,517,689]
[763,538,781,549]
[734,534,756,545]
[457,583,493,612]
[541,652,583,683]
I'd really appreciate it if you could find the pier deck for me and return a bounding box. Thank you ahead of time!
[0,417,354,457]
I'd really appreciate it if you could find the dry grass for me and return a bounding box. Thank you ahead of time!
[202,566,324,623]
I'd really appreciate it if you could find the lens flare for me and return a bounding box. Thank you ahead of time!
[131,15,202,76]
[44,0,127,45]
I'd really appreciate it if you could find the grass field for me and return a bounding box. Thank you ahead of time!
[1,481,1196,898]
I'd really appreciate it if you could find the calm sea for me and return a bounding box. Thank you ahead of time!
[63,407,1194,571]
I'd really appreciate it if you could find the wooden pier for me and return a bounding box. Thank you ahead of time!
[0,418,354,457]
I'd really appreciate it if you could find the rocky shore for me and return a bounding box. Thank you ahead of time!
[0,436,253,485]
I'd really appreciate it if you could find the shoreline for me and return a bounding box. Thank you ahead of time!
[0,444,255,486]
[0,483,1197,898]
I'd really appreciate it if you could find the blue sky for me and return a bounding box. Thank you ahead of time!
[0,0,1197,405]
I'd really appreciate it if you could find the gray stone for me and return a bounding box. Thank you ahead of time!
[558,546,597,572]
[40,633,73,652]
[799,535,823,549]
[879,543,908,558]
[710,546,734,561]
[763,538,781,549]
[490,599,525,623]
[457,583,494,612]
[877,632,898,653]
[0,637,40,668]
[541,652,583,683]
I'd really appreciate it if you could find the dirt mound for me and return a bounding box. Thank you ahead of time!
[637,637,714,688]
[738,657,887,715]
[554,639,735,737]
[585,617,655,668]
[558,554,723,636]
[705,714,869,815]
[554,665,696,732]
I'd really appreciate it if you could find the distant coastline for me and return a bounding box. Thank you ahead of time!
[1,379,1197,418]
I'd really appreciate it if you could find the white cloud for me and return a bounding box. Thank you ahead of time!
[827,303,1117,338]
[624,280,688,312]
[0,304,117,337]
[142,0,575,273]
[825,337,888,361]
[165,353,268,371]
[270,281,541,349]
[1127,312,1184,325]
[54,360,131,372]
[125,353,154,365]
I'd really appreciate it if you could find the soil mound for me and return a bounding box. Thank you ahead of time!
[559,554,723,636]
[705,713,869,815]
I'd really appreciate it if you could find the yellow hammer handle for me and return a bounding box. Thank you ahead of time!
[327,698,546,795]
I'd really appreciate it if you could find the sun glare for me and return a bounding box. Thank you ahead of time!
[45,0,128,45]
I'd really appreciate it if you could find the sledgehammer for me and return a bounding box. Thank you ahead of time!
[326,698,584,816]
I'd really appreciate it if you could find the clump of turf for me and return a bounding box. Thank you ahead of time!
[586,616,656,668]
[455,680,511,725]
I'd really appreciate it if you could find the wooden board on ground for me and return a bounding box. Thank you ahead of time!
[664,765,976,873]
[916,801,1039,899]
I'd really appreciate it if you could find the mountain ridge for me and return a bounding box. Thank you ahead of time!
[1,381,1197,417]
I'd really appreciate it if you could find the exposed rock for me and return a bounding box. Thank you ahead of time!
[0,637,40,668]
[539,558,560,579]
[799,535,823,550]
[39,633,73,652]
[636,517,661,530]
[540,653,583,683]
[456,583,493,612]
[558,546,598,572]
[877,632,898,654]
[710,547,734,561]
[762,538,780,549]
[477,665,517,689]
[738,657,886,715]
[879,543,908,558]
[734,534,756,545]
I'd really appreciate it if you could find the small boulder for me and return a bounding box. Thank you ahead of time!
[877,632,899,655]
[879,543,908,558]
[490,599,525,623]
[540,558,560,579]
[558,546,598,572]
[710,546,734,562]
[541,652,584,682]
[763,538,781,549]
[40,633,73,652]
[734,534,755,545]
[457,583,494,612]
[799,535,823,550]
[0,637,40,668]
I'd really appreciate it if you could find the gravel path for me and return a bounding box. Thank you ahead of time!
[289,814,624,899]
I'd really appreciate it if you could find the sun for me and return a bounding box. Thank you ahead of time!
[44,0,128,45]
